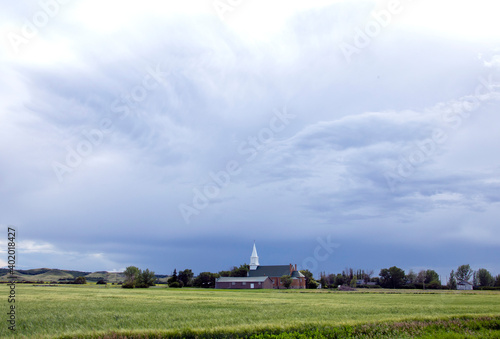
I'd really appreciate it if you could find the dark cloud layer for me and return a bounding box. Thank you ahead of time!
[1,1,500,281]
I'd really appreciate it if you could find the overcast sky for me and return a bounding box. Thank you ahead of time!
[1,0,499,281]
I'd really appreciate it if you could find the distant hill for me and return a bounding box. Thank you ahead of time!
[0,268,169,284]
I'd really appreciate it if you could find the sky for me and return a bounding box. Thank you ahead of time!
[1,0,500,282]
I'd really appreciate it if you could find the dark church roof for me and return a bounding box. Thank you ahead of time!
[248,265,292,278]
[291,270,305,278]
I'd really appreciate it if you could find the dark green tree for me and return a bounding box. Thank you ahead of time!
[495,274,500,287]
[193,272,220,288]
[300,269,314,288]
[230,264,250,277]
[448,270,457,290]
[74,276,86,284]
[178,269,194,287]
[300,269,319,289]
[334,274,345,287]
[137,269,156,288]
[307,278,319,289]
[476,268,494,287]
[123,266,140,288]
[379,266,405,288]
[455,264,473,283]
[167,269,178,285]
[281,275,292,289]
[319,274,328,289]
[406,270,417,284]
[425,270,440,284]
[416,270,426,284]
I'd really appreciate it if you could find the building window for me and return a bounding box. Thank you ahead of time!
[232,282,235,285]
[242,282,246,285]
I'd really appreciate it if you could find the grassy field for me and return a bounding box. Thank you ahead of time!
[1,284,500,338]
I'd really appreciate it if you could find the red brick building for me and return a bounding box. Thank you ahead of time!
[247,243,306,289]
[215,276,273,289]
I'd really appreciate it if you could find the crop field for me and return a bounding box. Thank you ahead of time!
[2,285,500,338]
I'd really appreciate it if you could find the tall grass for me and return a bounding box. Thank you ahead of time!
[1,285,499,338]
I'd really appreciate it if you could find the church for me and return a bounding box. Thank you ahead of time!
[215,243,306,289]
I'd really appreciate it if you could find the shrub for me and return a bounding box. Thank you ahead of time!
[96,279,107,285]
[359,284,381,289]
[136,269,156,288]
[338,285,356,291]
[168,281,182,288]
[73,276,86,284]
[426,280,442,289]
[121,281,135,288]
[307,279,319,289]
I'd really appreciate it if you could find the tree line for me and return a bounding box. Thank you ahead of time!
[118,264,499,289]
[119,264,320,289]
[318,264,500,290]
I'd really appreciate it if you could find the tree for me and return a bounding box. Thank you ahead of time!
[476,268,494,287]
[379,266,405,289]
[307,278,319,289]
[230,264,249,277]
[123,266,140,288]
[281,275,292,289]
[406,270,417,284]
[472,271,479,287]
[424,270,440,284]
[300,270,314,287]
[334,274,345,287]
[74,276,86,284]
[416,270,426,284]
[169,269,178,283]
[178,269,194,287]
[168,281,182,288]
[300,270,319,289]
[455,264,473,283]
[193,272,220,288]
[319,274,328,289]
[495,274,500,287]
[137,269,156,288]
[168,269,183,287]
[447,270,457,290]
[350,276,357,288]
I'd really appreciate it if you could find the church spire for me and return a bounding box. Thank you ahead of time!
[250,241,259,270]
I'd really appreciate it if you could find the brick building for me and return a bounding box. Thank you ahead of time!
[215,242,306,289]
[247,243,306,289]
[215,276,273,289]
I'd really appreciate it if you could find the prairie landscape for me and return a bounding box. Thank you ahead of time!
[2,284,500,338]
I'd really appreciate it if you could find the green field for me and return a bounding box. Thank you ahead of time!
[2,285,500,338]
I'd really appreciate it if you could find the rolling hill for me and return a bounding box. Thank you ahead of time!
[0,268,169,283]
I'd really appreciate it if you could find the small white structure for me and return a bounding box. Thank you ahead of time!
[457,280,473,290]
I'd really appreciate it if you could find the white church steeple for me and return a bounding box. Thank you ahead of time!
[250,241,259,270]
